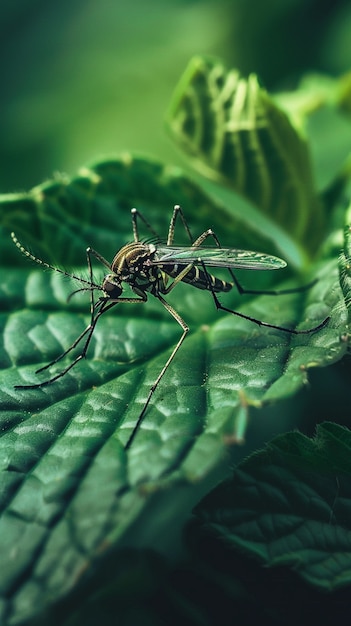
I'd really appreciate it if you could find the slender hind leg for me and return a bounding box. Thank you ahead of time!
[164,206,330,334]
[124,295,189,450]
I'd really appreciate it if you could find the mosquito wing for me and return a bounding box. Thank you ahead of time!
[153,246,287,270]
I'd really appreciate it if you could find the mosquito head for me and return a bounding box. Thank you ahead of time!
[102,273,123,299]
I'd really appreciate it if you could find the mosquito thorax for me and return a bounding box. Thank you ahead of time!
[111,241,157,278]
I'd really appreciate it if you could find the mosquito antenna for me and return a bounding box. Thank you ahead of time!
[11,232,101,290]
[67,286,103,302]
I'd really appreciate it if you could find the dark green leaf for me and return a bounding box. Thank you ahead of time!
[194,422,351,591]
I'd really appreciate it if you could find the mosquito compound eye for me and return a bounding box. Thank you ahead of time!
[103,278,122,298]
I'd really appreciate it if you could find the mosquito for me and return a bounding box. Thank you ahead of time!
[11,205,329,449]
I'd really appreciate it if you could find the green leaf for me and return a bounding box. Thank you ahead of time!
[0,155,347,623]
[193,422,351,591]
[339,219,351,321]
[166,56,327,254]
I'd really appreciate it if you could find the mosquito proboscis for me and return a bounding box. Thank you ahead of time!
[11,205,329,449]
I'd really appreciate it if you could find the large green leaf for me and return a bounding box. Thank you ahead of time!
[193,422,351,591]
[0,155,347,624]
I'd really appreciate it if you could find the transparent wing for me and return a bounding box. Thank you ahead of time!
[152,246,287,270]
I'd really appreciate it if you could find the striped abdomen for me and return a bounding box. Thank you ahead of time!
[163,264,233,293]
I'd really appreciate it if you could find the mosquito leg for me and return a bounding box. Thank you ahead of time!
[131,203,194,247]
[163,207,222,293]
[15,302,113,388]
[15,296,147,389]
[160,220,232,296]
[224,273,319,297]
[131,208,160,243]
[86,247,97,318]
[209,292,330,334]
[15,302,115,389]
[124,295,189,450]
[86,247,111,270]
[34,307,103,375]
[167,205,228,249]
[16,332,97,389]
[38,243,112,377]
[167,225,330,333]
[167,205,194,245]
[86,245,114,312]
[173,217,318,296]
[32,247,109,377]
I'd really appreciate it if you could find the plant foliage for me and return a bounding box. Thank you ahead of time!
[0,56,351,625]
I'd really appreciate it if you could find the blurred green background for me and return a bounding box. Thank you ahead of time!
[1,0,351,193]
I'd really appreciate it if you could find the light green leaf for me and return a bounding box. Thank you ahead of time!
[194,422,351,591]
[166,56,327,254]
